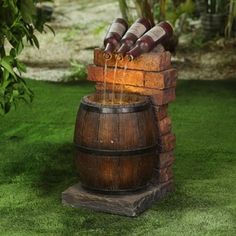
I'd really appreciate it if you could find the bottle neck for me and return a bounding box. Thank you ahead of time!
[104,42,116,53]
[117,43,130,56]
[126,45,142,60]
[103,42,116,59]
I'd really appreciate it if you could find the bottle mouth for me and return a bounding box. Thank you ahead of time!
[125,44,140,61]
[103,52,112,60]
[115,53,123,61]
[126,54,134,61]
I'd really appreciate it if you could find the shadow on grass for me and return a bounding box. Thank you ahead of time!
[0,142,78,196]
[32,142,78,196]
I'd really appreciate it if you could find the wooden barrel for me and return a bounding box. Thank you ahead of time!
[74,93,158,193]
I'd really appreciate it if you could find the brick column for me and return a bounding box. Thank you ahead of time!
[87,48,177,193]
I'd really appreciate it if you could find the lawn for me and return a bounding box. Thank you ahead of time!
[0,79,235,236]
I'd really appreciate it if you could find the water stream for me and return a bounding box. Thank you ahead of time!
[111,59,118,104]
[119,61,128,104]
[103,59,108,104]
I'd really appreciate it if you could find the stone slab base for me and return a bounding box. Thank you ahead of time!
[62,181,174,217]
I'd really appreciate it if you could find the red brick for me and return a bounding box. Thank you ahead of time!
[154,151,175,169]
[158,133,176,153]
[144,69,177,89]
[161,180,175,195]
[159,167,173,183]
[151,166,173,184]
[94,48,171,72]
[87,65,103,82]
[88,65,177,89]
[149,88,176,105]
[152,105,168,120]
[88,65,144,86]
[158,117,172,135]
[96,83,176,105]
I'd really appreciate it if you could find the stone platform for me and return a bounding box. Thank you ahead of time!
[62,181,174,217]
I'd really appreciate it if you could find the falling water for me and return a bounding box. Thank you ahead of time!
[111,58,119,104]
[119,61,128,104]
[103,59,108,104]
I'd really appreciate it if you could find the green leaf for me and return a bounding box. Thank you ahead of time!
[0,0,48,115]
[2,70,10,89]
[10,48,16,57]
[4,101,11,113]
[4,0,18,15]
[27,37,34,47]
[13,89,19,97]
[32,34,39,49]
[16,41,24,55]
[0,56,16,78]
[45,24,55,36]
[20,0,36,23]
[16,60,27,73]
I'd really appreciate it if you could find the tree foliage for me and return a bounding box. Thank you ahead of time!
[118,0,194,32]
[0,0,50,115]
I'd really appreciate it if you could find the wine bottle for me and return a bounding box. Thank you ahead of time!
[161,34,178,54]
[126,21,173,60]
[103,18,128,60]
[116,18,152,60]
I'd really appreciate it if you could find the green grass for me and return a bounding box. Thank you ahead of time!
[0,79,236,236]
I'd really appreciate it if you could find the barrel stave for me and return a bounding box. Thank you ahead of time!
[75,150,155,191]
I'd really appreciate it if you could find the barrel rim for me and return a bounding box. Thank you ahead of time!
[81,93,150,114]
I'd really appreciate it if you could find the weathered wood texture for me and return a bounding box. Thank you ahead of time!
[62,181,174,217]
[88,65,177,89]
[74,95,158,193]
[94,48,172,72]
